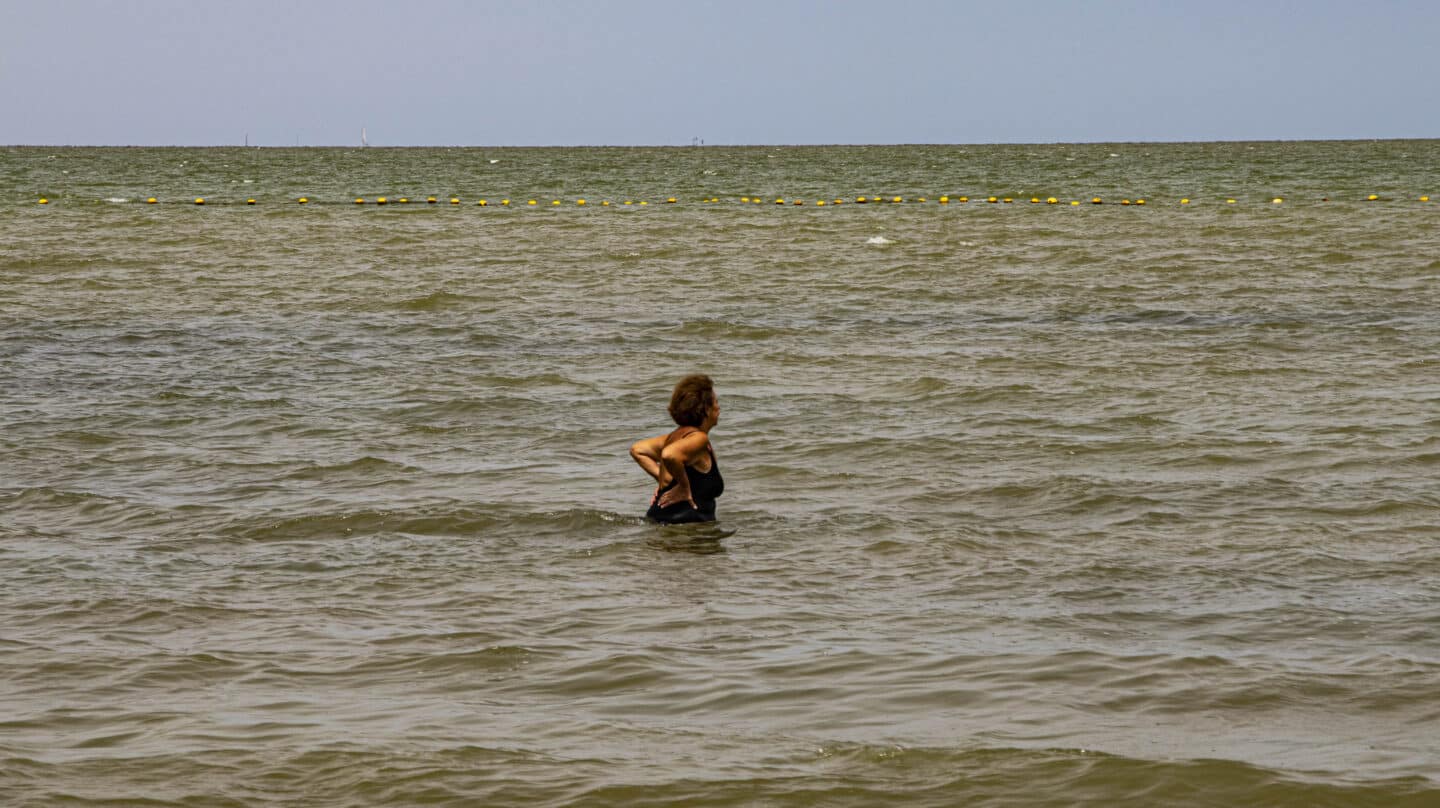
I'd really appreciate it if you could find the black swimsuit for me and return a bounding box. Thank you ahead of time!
[646,444,724,524]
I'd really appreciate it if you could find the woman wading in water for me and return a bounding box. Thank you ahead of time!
[630,375,724,524]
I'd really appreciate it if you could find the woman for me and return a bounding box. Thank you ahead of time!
[630,374,724,524]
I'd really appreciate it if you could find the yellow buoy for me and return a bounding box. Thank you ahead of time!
[354,198,364,204]
[377,197,387,205]
[834,199,844,205]
[939,196,949,204]
[1367,194,1379,201]
[1091,197,1102,204]
[399,198,409,203]
[196,198,206,205]
[1272,197,1283,204]
[639,201,648,206]
[448,198,458,205]
[551,200,560,206]
[1136,199,1146,205]
[892,196,902,203]
[577,199,586,205]
[741,196,751,203]
[958,196,969,203]
[793,199,803,205]
[247,198,256,205]
[1180,198,1191,205]
[477,199,488,206]
[501,199,510,206]
[987,196,998,203]
[1226,199,1237,204]
[427,196,437,204]
[298,197,309,204]
[856,196,867,203]
[917,197,927,203]
[1070,200,1080,206]
[1046,197,1058,204]
[1003,198,1013,204]
[666,197,677,204]
[816,200,826,206]
[1030,197,1040,204]
[1121,200,1132,206]
[38,198,49,204]
[146,197,157,204]
[1422,196,1431,202]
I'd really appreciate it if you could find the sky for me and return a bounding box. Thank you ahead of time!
[2,0,1437,146]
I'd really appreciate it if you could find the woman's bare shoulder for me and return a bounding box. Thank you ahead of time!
[663,427,710,454]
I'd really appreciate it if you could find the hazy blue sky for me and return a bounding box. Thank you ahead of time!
[3,0,1436,145]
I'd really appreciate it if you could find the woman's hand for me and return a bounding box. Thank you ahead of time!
[656,484,696,510]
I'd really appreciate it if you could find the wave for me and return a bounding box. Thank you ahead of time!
[395,291,484,311]
[0,743,1432,806]
[224,504,641,542]
[1,487,181,538]
[279,456,423,481]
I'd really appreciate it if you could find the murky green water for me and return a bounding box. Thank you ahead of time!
[2,143,1439,806]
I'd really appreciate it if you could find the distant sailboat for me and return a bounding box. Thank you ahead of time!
[361,127,368,148]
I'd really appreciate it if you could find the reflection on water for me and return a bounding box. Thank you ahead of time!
[644,525,733,554]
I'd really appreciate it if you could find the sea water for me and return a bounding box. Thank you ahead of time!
[2,142,1439,806]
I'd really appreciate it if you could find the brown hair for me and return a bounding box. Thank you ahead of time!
[668,374,715,428]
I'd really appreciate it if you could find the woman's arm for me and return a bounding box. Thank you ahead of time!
[656,430,710,508]
[629,435,667,481]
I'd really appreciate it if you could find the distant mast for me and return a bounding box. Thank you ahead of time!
[361,127,368,148]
